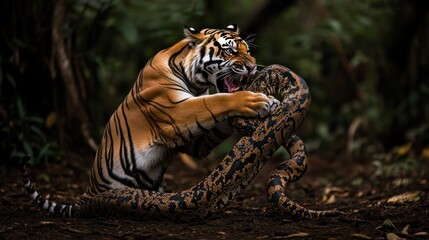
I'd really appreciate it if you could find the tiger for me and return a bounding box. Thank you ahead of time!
[21,24,279,217]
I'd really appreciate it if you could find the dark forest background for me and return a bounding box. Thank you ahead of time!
[1,0,428,168]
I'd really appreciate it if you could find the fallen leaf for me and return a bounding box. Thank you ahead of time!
[68,183,81,189]
[62,227,91,234]
[352,178,363,186]
[163,173,174,180]
[387,191,420,204]
[401,224,410,234]
[284,232,309,238]
[39,221,55,225]
[414,232,428,236]
[326,194,336,204]
[324,186,346,194]
[396,143,411,156]
[323,186,349,200]
[322,186,349,204]
[356,191,364,198]
[386,232,406,240]
[322,194,328,202]
[421,147,429,159]
[381,219,399,233]
[392,178,411,187]
[350,233,371,239]
[179,153,199,170]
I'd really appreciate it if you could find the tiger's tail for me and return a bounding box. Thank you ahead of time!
[20,156,79,217]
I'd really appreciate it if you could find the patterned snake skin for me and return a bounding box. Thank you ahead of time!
[21,64,341,221]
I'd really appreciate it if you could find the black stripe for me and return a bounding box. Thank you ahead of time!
[214,125,231,139]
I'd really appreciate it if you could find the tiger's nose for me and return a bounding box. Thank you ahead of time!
[245,63,256,75]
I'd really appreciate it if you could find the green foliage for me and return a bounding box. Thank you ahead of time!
[372,143,428,179]
[1,0,427,165]
[256,0,429,159]
[0,97,59,165]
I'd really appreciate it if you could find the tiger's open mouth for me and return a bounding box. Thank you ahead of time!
[223,73,253,93]
[224,76,241,93]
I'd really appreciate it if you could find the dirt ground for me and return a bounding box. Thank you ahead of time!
[1,151,428,240]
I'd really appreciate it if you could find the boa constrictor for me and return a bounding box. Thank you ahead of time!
[21,64,341,221]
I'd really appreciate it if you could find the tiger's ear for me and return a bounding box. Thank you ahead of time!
[184,26,205,47]
[226,24,240,34]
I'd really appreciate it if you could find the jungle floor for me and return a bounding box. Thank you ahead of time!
[1,150,428,240]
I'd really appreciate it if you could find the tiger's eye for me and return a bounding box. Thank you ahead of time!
[224,48,233,55]
[224,48,237,56]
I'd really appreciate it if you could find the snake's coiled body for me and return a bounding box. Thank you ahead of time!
[21,65,341,220]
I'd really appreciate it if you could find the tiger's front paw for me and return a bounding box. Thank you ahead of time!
[268,95,281,112]
[229,91,279,118]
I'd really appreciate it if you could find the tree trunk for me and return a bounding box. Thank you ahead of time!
[52,0,97,151]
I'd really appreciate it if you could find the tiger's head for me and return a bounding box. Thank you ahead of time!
[183,24,256,93]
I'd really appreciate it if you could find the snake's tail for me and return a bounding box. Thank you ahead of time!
[267,178,343,219]
[20,156,79,217]
[267,135,343,219]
